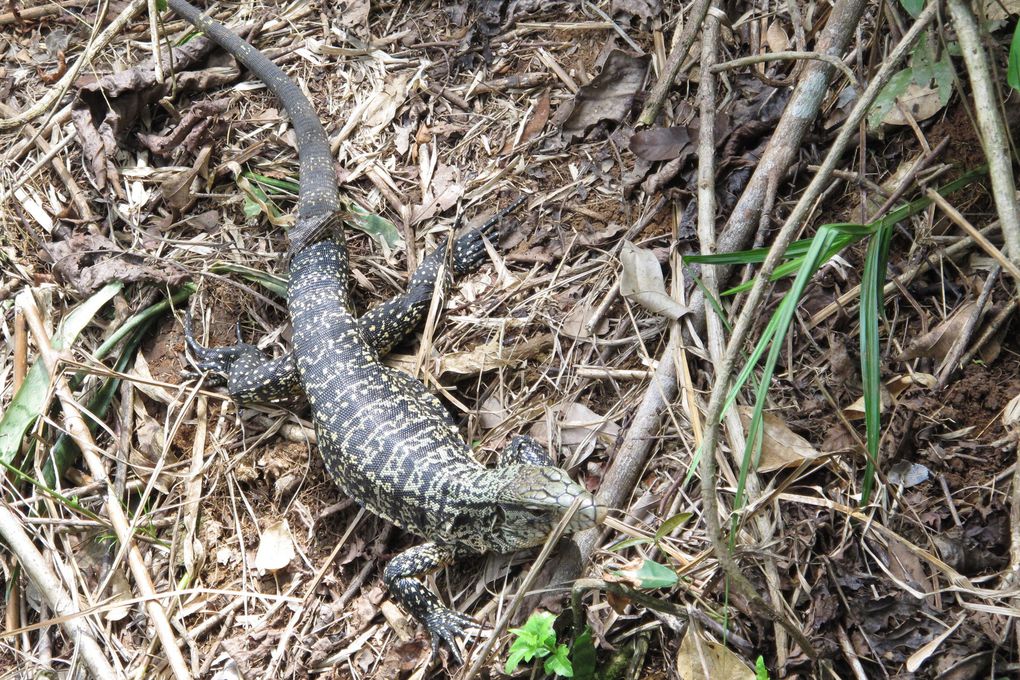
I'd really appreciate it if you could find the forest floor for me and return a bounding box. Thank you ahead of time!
[2,0,1020,678]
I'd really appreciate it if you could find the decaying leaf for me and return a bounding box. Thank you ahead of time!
[843,373,936,420]
[881,83,944,125]
[620,241,688,320]
[629,126,692,161]
[72,36,240,192]
[501,89,551,154]
[738,407,822,472]
[897,301,980,362]
[254,519,296,572]
[46,232,189,294]
[561,51,650,142]
[676,629,755,680]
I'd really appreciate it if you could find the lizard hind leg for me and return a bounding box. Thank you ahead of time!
[383,543,478,664]
[183,314,302,404]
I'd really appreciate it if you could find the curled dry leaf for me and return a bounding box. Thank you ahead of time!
[561,51,650,142]
[765,20,791,53]
[842,373,936,420]
[882,83,945,126]
[620,241,688,320]
[254,519,296,572]
[738,407,822,472]
[557,402,621,446]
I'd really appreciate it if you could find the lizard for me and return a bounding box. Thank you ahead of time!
[165,0,606,662]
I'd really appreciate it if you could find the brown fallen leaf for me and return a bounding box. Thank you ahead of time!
[620,241,688,320]
[883,83,944,126]
[561,50,650,142]
[897,301,980,362]
[161,145,213,212]
[738,407,822,472]
[46,232,189,294]
[676,629,755,680]
[629,126,692,161]
[842,373,936,420]
[501,88,551,155]
[72,34,239,193]
[138,98,229,157]
[253,520,295,573]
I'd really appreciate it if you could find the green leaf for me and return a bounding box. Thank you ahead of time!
[504,645,532,674]
[867,67,915,128]
[653,512,693,544]
[932,53,955,107]
[756,655,770,680]
[349,205,403,250]
[544,644,574,677]
[571,628,597,680]
[614,559,679,589]
[899,0,923,17]
[1009,20,1020,92]
[210,262,289,297]
[606,536,653,552]
[0,283,122,466]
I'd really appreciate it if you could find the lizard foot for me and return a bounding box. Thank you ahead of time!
[452,195,526,274]
[182,314,257,383]
[424,608,479,665]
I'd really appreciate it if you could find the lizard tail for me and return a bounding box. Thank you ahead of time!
[166,0,342,243]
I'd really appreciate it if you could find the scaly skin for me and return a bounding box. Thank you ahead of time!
[168,0,605,661]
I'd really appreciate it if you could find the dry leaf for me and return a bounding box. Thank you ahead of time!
[363,73,410,131]
[439,335,552,375]
[842,373,936,420]
[1003,394,1020,430]
[738,407,822,472]
[557,402,620,446]
[676,629,755,680]
[620,241,688,320]
[629,126,692,161]
[561,51,650,142]
[908,297,974,361]
[254,519,296,572]
[765,20,790,53]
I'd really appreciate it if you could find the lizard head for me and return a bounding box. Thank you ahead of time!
[488,465,606,551]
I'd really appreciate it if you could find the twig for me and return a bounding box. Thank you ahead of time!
[0,504,117,679]
[15,291,193,680]
[925,190,1020,284]
[0,0,147,130]
[711,50,859,87]
[696,6,813,662]
[637,0,713,126]
[695,0,939,662]
[946,0,1020,268]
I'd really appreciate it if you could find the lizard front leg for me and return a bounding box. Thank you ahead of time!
[383,542,476,663]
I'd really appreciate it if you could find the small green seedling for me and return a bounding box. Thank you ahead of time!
[505,611,573,677]
[755,656,771,680]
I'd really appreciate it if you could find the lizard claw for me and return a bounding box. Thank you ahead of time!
[425,608,479,665]
[182,313,257,381]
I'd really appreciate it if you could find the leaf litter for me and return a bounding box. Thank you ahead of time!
[2,1,1020,679]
